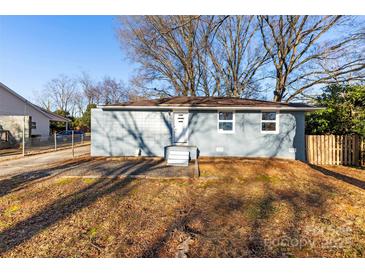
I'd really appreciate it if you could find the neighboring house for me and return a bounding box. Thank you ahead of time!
[0,82,70,143]
[91,96,321,163]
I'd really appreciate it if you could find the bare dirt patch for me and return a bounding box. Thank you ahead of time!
[0,158,364,257]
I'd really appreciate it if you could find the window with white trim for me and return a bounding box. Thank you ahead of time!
[218,111,235,133]
[261,111,278,133]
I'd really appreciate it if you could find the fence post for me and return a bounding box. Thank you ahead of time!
[328,135,331,164]
[72,130,74,158]
[354,135,359,166]
[81,133,84,145]
[305,135,309,163]
[54,132,57,151]
[318,135,322,165]
[360,137,365,165]
[344,135,347,165]
[22,115,25,156]
[324,135,328,165]
[360,137,365,166]
[312,135,317,164]
[336,135,339,165]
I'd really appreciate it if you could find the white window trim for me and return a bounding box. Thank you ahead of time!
[261,110,279,134]
[217,110,235,134]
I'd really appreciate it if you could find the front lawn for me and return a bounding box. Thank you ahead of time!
[0,158,364,257]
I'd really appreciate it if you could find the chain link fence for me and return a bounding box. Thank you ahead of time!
[0,132,90,157]
[24,133,90,154]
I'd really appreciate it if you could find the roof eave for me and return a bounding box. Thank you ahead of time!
[48,116,71,122]
[45,112,71,122]
[98,105,324,112]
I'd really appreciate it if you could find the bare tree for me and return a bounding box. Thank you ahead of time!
[118,16,270,98]
[34,90,53,111]
[204,16,269,98]
[35,73,132,120]
[118,16,203,96]
[258,15,365,102]
[79,72,102,105]
[79,73,131,105]
[41,75,78,115]
[73,90,87,116]
[100,77,130,104]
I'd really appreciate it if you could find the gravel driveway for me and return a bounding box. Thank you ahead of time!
[0,145,195,180]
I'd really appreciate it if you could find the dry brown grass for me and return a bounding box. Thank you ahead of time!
[0,158,364,257]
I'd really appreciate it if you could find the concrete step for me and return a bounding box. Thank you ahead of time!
[169,150,189,156]
[167,150,190,166]
[167,158,189,166]
[168,154,190,160]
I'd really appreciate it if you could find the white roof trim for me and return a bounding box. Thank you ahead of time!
[98,105,323,112]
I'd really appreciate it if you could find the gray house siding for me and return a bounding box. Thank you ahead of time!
[91,109,172,157]
[291,111,306,161]
[91,108,306,161]
[188,110,305,160]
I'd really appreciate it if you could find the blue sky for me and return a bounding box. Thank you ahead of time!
[1,16,364,102]
[0,16,134,100]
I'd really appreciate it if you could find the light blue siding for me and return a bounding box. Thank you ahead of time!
[188,110,305,160]
[91,108,306,161]
[91,109,172,157]
[292,111,306,161]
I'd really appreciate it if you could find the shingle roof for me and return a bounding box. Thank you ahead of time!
[103,96,314,109]
[39,107,72,122]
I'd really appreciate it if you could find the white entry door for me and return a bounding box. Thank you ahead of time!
[173,112,189,144]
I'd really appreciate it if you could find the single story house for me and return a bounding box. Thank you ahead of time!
[0,82,70,143]
[91,96,320,164]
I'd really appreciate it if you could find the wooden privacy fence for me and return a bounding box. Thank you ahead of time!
[306,135,365,166]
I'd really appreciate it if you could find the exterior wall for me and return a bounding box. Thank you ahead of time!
[91,108,306,161]
[27,111,51,136]
[292,112,306,161]
[188,110,305,161]
[0,115,30,142]
[91,109,172,157]
[0,85,50,137]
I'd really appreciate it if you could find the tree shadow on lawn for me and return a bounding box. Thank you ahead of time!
[0,157,94,198]
[0,159,354,257]
[0,159,166,255]
[140,173,338,258]
[310,165,365,191]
